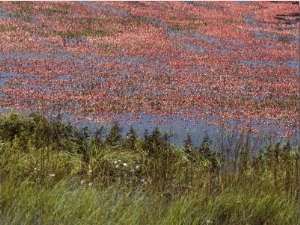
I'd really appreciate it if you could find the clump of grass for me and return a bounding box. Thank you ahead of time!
[0,112,298,224]
[41,8,68,16]
[0,24,17,32]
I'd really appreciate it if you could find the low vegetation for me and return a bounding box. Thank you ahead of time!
[0,113,298,224]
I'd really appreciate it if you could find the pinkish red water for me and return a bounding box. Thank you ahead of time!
[0,2,298,144]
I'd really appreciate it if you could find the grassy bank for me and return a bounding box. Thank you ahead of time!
[0,113,298,224]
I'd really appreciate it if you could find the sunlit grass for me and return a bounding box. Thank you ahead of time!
[0,179,297,224]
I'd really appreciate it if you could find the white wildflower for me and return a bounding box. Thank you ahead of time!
[123,163,128,167]
[88,182,93,187]
[206,220,213,224]
[88,165,92,174]
[49,173,55,177]
[114,160,118,164]
[135,165,140,170]
[80,180,86,185]
[118,159,122,163]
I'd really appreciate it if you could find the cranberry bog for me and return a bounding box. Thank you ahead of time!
[0,2,299,146]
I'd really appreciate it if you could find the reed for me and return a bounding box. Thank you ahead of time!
[0,113,298,224]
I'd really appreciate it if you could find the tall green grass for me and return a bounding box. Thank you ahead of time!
[0,113,298,224]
